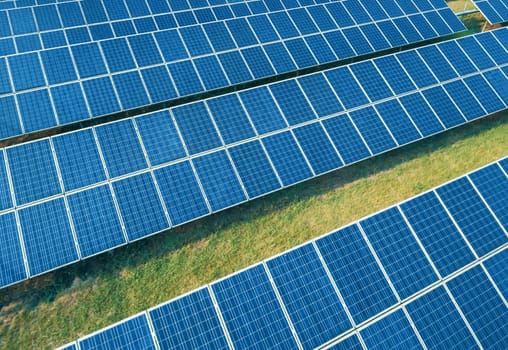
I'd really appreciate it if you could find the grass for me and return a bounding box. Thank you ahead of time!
[0,111,507,349]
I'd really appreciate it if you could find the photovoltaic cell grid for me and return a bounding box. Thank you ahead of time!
[59,158,508,350]
[1,28,507,289]
[472,0,508,24]
[0,0,466,140]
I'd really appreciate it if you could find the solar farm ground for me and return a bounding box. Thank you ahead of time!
[0,1,507,349]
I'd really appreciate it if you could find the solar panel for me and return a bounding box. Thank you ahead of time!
[0,0,466,141]
[472,0,508,24]
[62,157,508,349]
[1,28,507,289]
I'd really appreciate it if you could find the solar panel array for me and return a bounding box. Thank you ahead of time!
[1,27,507,290]
[58,157,508,350]
[0,0,466,140]
[472,0,508,24]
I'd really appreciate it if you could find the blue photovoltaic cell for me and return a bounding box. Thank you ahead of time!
[322,114,371,165]
[0,59,12,94]
[53,130,106,192]
[16,34,41,53]
[180,26,213,56]
[247,15,278,43]
[307,6,337,31]
[325,67,370,109]
[350,61,393,101]
[316,225,398,324]
[9,8,36,35]
[173,102,222,155]
[407,286,479,350]
[113,173,168,241]
[360,208,438,300]
[457,36,496,71]
[71,43,108,79]
[289,8,318,35]
[135,111,186,166]
[141,66,178,103]
[293,123,343,175]
[212,264,299,350]
[501,158,508,173]
[40,48,77,85]
[269,80,316,125]
[436,177,506,257]
[483,69,508,105]
[343,27,374,56]
[128,34,163,67]
[408,14,437,40]
[360,23,391,51]
[424,11,452,36]
[241,46,275,79]
[51,83,89,124]
[19,198,77,276]
[83,77,121,117]
[399,93,444,136]
[267,244,352,350]
[305,34,337,64]
[0,96,22,140]
[101,38,136,73]
[0,151,12,211]
[323,31,356,60]
[149,287,230,350]
[68,185,125,258]
[422,86,466,128]
[463,74,505,114]
[349,107,397,154]
[437,41,478,76]
[326,2,355,27]
[397,51,437,88]
[444,80,485,121]
[375,99,421,145]
[17,89,57,133]
[468,164,508,230]
[154,161,209,225]
[297,74,343,117]
[207,94,256,144]
[218,51,253,84]
[448,266,508,350]
[269,11,300,39]
[373,55,416,94]
[193,151,246,211]
[393,17,423,44]
[376,20,407,48]
[79,314,156,350]
[239,87,287,135]
[262,131,313,186]
[227,18,258,46]
[7,140,61,206]
[400,192,475,277]
[229,141,281,199]
[476,31,508,65]
[113,72,150,110]
[417,45,458,82]
[483,249,508,299]
[329,335,364,350]
[194,56,229,90]
[204,22,237,51]
[168,61,204,96]
[96,120,147,178]
[59,2,85,27]
[0,212,27,288]
[285,38,317,69]
[361,310,423,350]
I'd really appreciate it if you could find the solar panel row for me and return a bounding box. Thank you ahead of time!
[0,0,466,140]
[0,28,506,290]
[58,158,508,350]
[472,0,508,24]
[0,0,255,11]
[0,0,343,47]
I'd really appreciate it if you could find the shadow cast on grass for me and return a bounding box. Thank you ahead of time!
[1,113,506,311]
